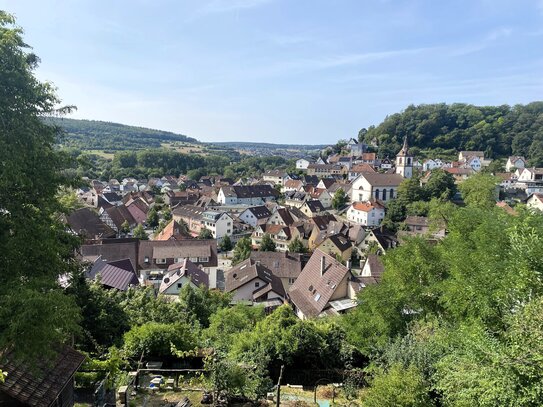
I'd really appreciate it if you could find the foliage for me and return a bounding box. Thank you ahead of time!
[123,322,196,359]
[120,220,130,234]
[259,233,276,252]
[219,235,233,252]
[232,236,252,265]
[459,172,499,209]
[288,237,308,253]
[132,224,148,240]
[0,12,81,362]
[178,284,232,328]
[332,188,347,210]
[198,228,213,239]
[146,207,159,227]
[360,102,543,163]
[49,117,197,150]
[361,364,435,407]
[66,272,130,353]
[425,169,457,200]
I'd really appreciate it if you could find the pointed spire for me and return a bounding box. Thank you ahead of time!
[397,136,410,156]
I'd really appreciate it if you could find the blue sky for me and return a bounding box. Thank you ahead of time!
[1,0,543,144]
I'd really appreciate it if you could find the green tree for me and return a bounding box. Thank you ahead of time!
[133,224,148,240]
[232,236,252,265]
[219,235,233,252]
[146,207,159,227]
[198,228,214,239]
[287,237,308,253]
[459,173,499,209]
[120,220,130,234]
[397,176,425,205]
[123,322,196,359]
[332,188,347,209]
[259,233,276,252]
[424,169,457,200]
[178,284,232,328]
[0,12,80,362]
[361,364,435,407]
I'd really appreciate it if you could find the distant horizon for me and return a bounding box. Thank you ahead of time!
[3,0,543,144]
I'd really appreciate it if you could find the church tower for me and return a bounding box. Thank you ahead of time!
[396,136,413,178]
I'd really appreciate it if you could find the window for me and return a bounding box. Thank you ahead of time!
[144,256,150,263]
[227,222,231,226]
[174,257,184,263]
[382,189,387,200]
[255,282,260,288]
[359,194,363,201]
[189,257,198,262]
[390,188,394,198]
[288,278,296,285]
[199,257,209,262]
[177,283,182,288]
[375,189,380,200]
[156,258,166,264]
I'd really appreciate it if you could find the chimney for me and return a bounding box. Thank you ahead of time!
[320,256,325,276]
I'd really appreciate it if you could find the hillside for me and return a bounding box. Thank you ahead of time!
[49,117,198,150]
[360,102,543,165]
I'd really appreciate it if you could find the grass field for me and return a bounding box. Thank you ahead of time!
[161,142,209,155]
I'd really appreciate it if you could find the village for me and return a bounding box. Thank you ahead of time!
[67,137,543,324]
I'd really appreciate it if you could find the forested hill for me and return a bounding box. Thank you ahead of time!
[49,117,198,150]
[360,102,543,165]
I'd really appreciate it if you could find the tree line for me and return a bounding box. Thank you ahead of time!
[359,102,543,165]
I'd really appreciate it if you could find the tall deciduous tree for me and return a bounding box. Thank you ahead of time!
[198,228,213,239]
[0,12,80,361]
[232,236,252,265]
[259,233,276,252]
[459,173,499,209]
[332,188,347,209]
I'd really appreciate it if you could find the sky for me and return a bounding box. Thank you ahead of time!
[1,0,543,144]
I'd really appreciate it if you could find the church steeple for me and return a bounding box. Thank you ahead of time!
[395,136,413,178]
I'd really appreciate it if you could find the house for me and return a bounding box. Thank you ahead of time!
[238,205,272,227]
[506,156,526,172]
[172,205,233,239]
[458,151,484,162]
[225,258,286,304]
[288,249,356,319]
[399,216,446,239]
[125,197,149,225]
[164,190,200,207]
[356,152,378,166]
[362,227,399,254]
[360,254,385,281]
[0,345,85,407]
[317,234,353,262]
[466,155,482,171]
[346,138,367,156]
[348,163,375,181]
[284,190,308,208]
[153,219,191,241]
[346,201,385,227]
[138,239,218,280]
[306,164,343,177]
[250,251,310,291]
[267,207,297,226]
[252,223,307,252]
[300,200,326,218]
[158,259,209,297]
[444,167,474,182]
[263,169,289,186]
[100,205,137,233]
[65,208,116,240]
[80,239,139,274]
[86,257,139,291]
[496,172,516,190]
[296,158,311,170]
[283,179,304,193]
[351,172,403,202]
[380,157,393,170]
[218,185,279,205]
[422,159,441,171]
[496,201,517,216]
[101,192,122,206]
[305,187,332,208]
[527,193,543,211]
